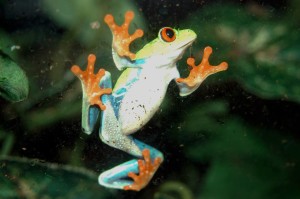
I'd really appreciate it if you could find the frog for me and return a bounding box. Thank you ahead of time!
[71,11,228,191]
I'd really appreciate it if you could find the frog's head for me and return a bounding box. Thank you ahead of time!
[135,27,197,66]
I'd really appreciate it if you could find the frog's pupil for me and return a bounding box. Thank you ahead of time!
[166,28,174,38]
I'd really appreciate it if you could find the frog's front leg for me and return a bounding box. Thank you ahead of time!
[176,46,228,96]
[71,54,112,134]
[104,11,144,70]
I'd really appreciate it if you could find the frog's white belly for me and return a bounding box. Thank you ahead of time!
[118,73,169,135]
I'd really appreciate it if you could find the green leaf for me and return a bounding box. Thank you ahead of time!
[154,181,194,199]
[0,51,29,102]
[42,0,146,47]
[182,101,300,199]
[0,129,14,156]
[0,157,113,199]
[181,4,300,103]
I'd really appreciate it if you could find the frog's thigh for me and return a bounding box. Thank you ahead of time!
[99,100,142,157]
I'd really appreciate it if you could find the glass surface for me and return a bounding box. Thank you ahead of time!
[0,0,299,198]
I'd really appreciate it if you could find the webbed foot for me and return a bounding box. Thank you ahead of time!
[124,149,162,191]
[176,46,228,87]
[104,11,144,60]
[71,54,112,110]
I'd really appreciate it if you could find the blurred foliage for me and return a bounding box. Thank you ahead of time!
[0,129,14,156]
[0,50,28,102]
[42,0,146,48]
[180,3,300,102]
[182,101,300,199]
[154,181,194,199]
[0,156,113,199]
[0,0,299,199]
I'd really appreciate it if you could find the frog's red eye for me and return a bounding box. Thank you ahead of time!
[159,27,176,42]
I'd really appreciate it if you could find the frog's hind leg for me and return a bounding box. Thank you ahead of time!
[98,138,164,191]
[98,72,164,191]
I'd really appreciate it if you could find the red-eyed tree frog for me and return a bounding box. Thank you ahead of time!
[71,11,228,191]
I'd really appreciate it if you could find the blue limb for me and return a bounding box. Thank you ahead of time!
[81,71,112,134]
[98,138,163,191]
[176,81,201,97]
[99,71,122,118]
[99,71,113,105]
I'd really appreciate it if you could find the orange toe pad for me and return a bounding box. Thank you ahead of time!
[123,149,162,191]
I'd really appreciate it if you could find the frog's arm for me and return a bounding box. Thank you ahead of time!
[71,54,112,134]
[176,46,228,96]
[104,11,144,70]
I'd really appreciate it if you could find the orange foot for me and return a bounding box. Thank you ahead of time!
[71,54,112,110]
[104,11,144,60]
[176,46,228,87]
[123,149,162,191]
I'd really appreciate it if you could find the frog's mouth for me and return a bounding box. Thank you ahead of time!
[178,34,196,47]
[174,38,196,61]
[181,39,195,49]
